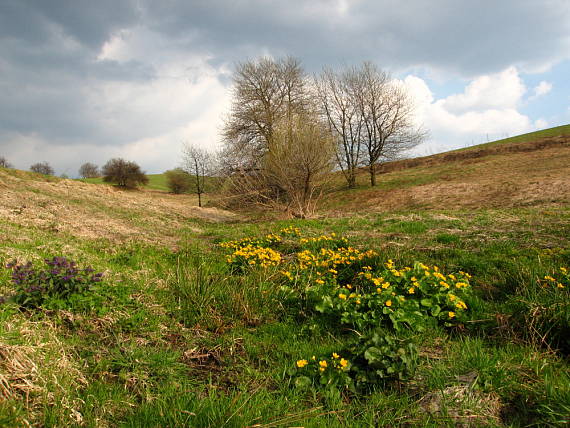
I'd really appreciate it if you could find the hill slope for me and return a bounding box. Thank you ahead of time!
[0,169,237,244]
[326,128,570,213]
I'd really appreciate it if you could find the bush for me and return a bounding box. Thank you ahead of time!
[79,162,100,178]
[0,156,13,168]
[102,158,148,188]
[165,168,192,194]
[30,161,54,175]
[4,257,103,309]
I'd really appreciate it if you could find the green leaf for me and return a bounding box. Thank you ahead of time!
[364,346,383,364]
[294,376,312,389]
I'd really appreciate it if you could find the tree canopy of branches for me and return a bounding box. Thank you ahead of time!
[79,162,100,179]
[354,62,425,186]
[314,67,363,188]
[315,62,425,187]
[165,168,192,194]
[264,114,335,218]
[0,156,13,169]
[221,56,309,172]
[182,144,214,207]
[102,158,148,188]
[30,162,54,175]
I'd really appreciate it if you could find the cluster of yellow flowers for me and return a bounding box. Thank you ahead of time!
[297,247,377,271]
[296,353,349,372]
[279,226,301,236]
[543,267,567,289]
[225,244,282,268]
[299,233,348,245]
[219,234,282,251]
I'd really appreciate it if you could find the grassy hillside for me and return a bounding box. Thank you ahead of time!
[1,129,569,426]
[81,173,220,193]
[457,123,570,151]
[81,173,170,192]
[325,126,570,213]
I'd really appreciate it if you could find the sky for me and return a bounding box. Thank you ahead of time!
[1,0,569,176]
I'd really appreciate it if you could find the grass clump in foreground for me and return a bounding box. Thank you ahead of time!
[0,209,569,427]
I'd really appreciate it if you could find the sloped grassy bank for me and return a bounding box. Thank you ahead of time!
[0,207,569,427]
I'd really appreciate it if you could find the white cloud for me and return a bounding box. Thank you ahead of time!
[530,81,553,100]
[439,67,526,114]
[402,67,545,154]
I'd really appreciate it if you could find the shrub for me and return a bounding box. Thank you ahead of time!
[0,156,13,168]
[165,168,192,194]
[4,257,103,309]
[79,162,100,178]
[102,158,148,188]
[30,161,54,175]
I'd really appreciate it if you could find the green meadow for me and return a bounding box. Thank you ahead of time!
[1,127,569,427]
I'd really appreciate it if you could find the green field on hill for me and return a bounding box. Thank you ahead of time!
[80,173,170,191]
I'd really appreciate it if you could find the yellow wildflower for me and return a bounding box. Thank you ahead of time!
[385,300,392,307]
[448,311,455,318]
[319,360,328,368]
[332,353,339,359]
[408,287,415,294]
[340,358,348,368]
[338,293,347,300]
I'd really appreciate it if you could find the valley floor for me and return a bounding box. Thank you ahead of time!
[1,200,569,427]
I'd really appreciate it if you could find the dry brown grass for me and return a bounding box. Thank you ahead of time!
[330,138,570,213]
[0,317,87,426]
[0,170,238,245]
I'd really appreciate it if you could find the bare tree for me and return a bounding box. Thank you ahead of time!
[30,162,54,175]
[354,62,425,186]
[264,113,335,218]
[221,56,309,172]
[314,67,363,188]
[79,162,100,178]
[0,156,13,169]
[102,158,148,188]
[182,144,214,207]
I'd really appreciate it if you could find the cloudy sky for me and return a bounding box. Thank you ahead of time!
[1,0,569,176]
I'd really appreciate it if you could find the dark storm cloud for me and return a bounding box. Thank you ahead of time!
[0,0,569,174]
[142,0,570,75]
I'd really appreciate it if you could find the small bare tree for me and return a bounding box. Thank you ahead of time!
[354,62,425,186]
[0,156,13,168]
[79,162,100,178]
[182,144,214,207]
[264,114,335,218]
[30,162,54,175]
[314,67,363,188]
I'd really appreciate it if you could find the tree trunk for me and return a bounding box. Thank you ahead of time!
[348,169,357,188]
[198,192,202,207]
[369,164,376,186]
